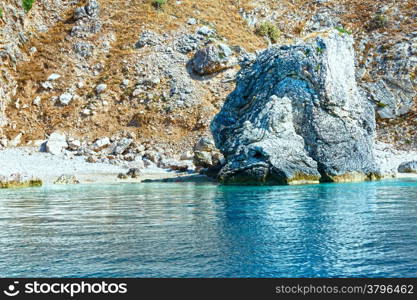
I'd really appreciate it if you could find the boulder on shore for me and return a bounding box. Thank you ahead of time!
[211,30,379,185]
[193,136,223,170]
[54,175,80,185]
[398,161,417,174]
[45,132,68,155]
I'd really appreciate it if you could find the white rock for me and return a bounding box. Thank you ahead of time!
[0,138,8,147]
[9,133,22,147]
[92,137,111,150]
[81,108,92,116]
[96,84,107,94]
[59,93,73,106]
[33,96,41,106]
[187,18,197,25]
[180,151,194,160]
[67,139,81,150]
[132,89,142,97]
[111,138,133,155]
[219,43,233,57]
[131,159,145,169]
[197,26,216,36]
[47,74,61,81]
[41,81,53,89]
[45,132,68,155]
[136,144,145,152]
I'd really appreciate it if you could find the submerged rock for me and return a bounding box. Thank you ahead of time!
[54,175,80,185]
[211,30,379,185]
[117,173,128,179]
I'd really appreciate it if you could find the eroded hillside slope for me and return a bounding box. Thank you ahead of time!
[0,0,415,157]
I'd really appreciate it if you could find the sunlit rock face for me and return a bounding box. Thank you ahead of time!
[211,30,379,185]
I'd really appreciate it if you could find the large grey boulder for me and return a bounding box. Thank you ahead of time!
[193,136,223,169]
[110,138,133,155]
[191,44,234,75]
[398,161,417,174]
[211,30,379,185]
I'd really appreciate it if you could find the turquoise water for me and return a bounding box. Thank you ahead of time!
[0,179,416,277]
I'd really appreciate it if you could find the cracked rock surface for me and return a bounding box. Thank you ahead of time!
[211,30,379,185]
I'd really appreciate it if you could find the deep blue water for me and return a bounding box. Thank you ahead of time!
[0,179,416,277]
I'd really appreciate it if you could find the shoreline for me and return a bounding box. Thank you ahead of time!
[0,147,215,185]
[73,172,216,184]
[395,173,417,179]
[1,147,416,187]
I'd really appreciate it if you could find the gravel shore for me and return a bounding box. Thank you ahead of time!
[0,147,196,184]
[374,142,417,176]
[1,146,416,186]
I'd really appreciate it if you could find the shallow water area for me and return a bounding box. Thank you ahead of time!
[0,179,416,277]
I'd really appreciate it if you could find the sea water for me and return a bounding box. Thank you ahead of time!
[0,179,416,277]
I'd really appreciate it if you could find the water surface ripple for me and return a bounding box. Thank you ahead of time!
[0,179,416,277]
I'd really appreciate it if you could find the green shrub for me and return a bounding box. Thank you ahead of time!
[368,14,388,30]
[22,0,36,13]
[335,26,352,35]
[152,0,167,9]
[410,70,416,81]
[255,22,281,43]
[0,8,3,18]
[376,102,387,108]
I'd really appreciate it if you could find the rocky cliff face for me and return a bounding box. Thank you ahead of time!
[239,0,417,151]
[211,30,379,185]
[0,0,262,152]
